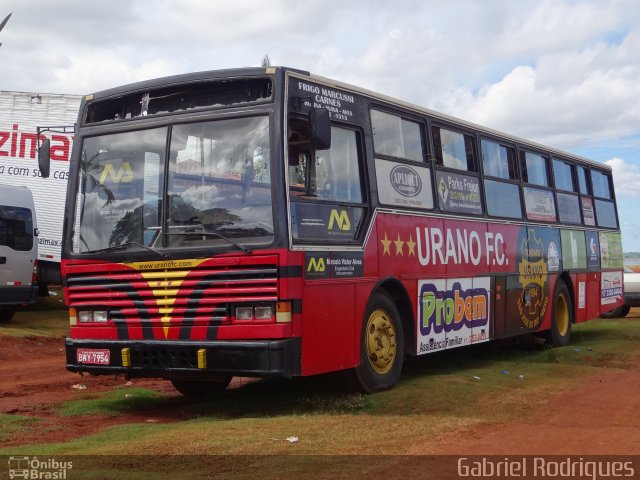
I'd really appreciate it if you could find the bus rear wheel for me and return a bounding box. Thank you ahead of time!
[170,376,232,397]
[600,304,630,318]
[550,279,573,347]
[350,292,404,393]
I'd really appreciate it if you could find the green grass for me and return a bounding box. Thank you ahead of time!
[58,388,167,417]
[0,413,41,443]
[2,317,639,458]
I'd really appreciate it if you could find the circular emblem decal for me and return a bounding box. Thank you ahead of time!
[390,165,422,197]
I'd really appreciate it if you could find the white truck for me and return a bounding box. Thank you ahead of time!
[0,90,81,290]
[0,184,38,321]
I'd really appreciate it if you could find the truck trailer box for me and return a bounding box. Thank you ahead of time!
[0,90,81,287]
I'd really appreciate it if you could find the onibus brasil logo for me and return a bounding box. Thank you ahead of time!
[8,456,73,479]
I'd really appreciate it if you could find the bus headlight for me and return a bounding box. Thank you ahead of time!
[254,306,273,320]
[234,304,275,322]
[235,306,254,321]
[78,310,109,323]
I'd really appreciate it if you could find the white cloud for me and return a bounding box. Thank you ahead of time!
[606,157,640,198]
[2,0,640,252]
[432,29,640,149]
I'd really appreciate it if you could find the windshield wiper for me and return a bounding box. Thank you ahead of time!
[86,241,165,257]
[165,229,252,254]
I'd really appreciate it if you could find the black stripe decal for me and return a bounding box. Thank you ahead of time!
[279,266,302,278]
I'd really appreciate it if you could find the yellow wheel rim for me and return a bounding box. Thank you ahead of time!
[556,291,569,337]
[365,308,397,375]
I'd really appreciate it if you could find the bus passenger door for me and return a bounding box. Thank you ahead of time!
[492,276,507,339]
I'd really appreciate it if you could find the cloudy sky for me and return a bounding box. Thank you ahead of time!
[2,0,640,250]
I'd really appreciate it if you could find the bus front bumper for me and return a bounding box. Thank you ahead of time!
[65,338,301,379]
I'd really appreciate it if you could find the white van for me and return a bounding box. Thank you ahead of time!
[0,184,38,322]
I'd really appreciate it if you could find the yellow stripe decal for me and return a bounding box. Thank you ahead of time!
[121,258,207,338]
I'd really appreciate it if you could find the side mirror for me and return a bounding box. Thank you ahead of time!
[38,139,51,178]
[309,108,331,150]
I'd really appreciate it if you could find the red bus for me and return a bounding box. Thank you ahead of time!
[42,67,624,395]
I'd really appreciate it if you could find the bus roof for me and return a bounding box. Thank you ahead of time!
[84,66,610,172]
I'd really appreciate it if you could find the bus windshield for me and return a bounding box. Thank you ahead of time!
[72,115,273,253]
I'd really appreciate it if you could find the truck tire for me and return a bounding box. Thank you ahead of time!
[0,308,15,323]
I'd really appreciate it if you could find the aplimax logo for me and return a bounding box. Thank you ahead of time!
[420,281,489,335]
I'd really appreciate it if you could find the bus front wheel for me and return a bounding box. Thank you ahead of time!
[351,292,404,393]
[549,279,573,347]
[170,376,232,397]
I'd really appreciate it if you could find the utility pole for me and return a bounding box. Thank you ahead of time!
[0,13,12,48]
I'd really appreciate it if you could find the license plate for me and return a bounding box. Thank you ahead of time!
[77,348,111,365]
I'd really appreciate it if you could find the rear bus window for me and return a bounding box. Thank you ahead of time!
[591,170,612,199]
[577,166,590,195]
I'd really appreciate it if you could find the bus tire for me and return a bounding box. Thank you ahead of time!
[550,279,573,347]
[170,376,232,397]
[351,292,404,393]
[0,308,15,323]
[600,304,630,318]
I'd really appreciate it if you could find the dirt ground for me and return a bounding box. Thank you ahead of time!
[437,364,640,455]
[1,329,639,454]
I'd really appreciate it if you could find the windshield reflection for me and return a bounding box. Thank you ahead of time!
[72,116,273,254]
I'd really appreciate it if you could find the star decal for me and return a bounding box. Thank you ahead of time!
[381,232,392,255]
[406,235,416,256]
[394,234,405,256]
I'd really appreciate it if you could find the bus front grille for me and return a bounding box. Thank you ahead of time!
[65,256,279,326]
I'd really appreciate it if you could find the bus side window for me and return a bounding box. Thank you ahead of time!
[288,119,363,204]
[433,127,477,172]
[317,127,362,203]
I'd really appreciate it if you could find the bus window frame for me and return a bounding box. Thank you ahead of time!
[577,164,592,196]
[591,169,613,200]
[287,117,368,206]
[430,124,484,217]
[552,157,577,193]
[479,137,519,181]
[369,106,427,165]
[431,122,479,174]
[551,157,583,226]
[590,168,618,229]
[519,148,551,188]
[287,116,370,245]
